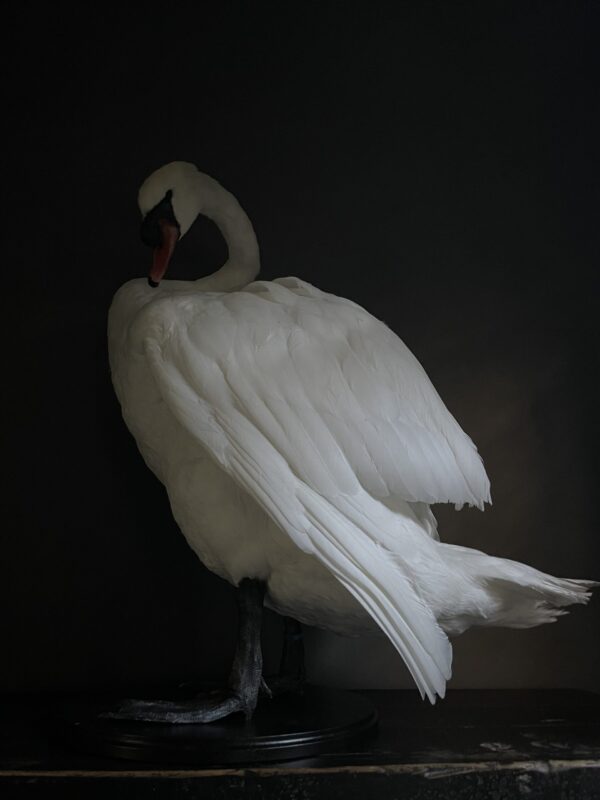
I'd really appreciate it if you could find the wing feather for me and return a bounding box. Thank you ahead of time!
[136,278,489,699]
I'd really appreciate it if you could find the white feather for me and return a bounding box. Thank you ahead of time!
[108,164,596,704]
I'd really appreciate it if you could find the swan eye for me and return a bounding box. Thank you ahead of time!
[140,190,179,247]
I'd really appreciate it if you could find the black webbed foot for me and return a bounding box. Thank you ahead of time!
[102,579,266,725]
[103,691,251,724]
[101,587,307,724]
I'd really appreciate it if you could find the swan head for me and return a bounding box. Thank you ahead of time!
[138,161,203,286]
[137,161,260,289]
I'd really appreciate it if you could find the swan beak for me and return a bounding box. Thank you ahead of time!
[148,220,180,287]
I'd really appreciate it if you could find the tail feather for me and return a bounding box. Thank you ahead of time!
[437,544,597,633]
[482,574,595,628]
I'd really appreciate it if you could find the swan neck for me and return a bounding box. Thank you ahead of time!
[193,174,260,291]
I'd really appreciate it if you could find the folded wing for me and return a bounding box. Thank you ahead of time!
[139,278,490,700]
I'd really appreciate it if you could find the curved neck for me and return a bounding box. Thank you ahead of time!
[191,173,260,292]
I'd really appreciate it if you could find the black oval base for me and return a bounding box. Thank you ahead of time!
[57,685,378,765]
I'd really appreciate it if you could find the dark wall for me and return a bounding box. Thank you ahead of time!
[4,2,599,693]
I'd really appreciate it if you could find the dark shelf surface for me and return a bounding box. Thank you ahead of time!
[1,688,599,798]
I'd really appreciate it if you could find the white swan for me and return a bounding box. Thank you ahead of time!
[107,161,595,722]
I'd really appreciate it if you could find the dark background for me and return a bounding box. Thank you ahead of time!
[3,2,599,694]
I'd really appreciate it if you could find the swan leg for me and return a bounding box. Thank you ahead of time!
[261,616,305,697]
[279,616,306,688]
[104,578,266,723]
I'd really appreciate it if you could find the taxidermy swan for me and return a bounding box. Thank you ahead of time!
[108,161,595,722]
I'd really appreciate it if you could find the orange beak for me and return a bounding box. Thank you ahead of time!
[148,219,180,287]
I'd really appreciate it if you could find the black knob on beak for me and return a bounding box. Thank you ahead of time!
[140,190,179,247]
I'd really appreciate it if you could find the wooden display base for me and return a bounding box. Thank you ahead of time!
[4,689,599,798]
[56,685,378,765]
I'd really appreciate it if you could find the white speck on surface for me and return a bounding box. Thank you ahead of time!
[480,742,513,752]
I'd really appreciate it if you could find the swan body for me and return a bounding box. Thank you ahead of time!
[108,162,595,703]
